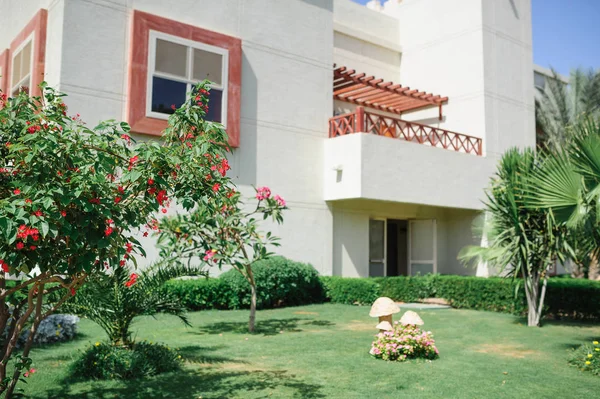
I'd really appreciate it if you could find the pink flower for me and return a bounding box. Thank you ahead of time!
[203,249,217,262]
[256,186,271,201]
[274,195,286,207]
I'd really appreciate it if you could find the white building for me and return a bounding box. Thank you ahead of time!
[0,0,537,277]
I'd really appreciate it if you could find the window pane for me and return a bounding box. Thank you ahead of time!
[151,76,187,115]
[205,88,223,123]
[21,41,32,79]
[193,48,222,85]
[12,76,30,97]
[155,39,187,77]
[12,51,22,87]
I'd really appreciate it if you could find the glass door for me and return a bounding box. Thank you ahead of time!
[369,219,386,277]
[409,219,437,275]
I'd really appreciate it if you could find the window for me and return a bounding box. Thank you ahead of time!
[147,32,228,125]
[534,71,546,90]
[127,11,241,146]
[11,37,33,96]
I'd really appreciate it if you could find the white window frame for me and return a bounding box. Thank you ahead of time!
[146,30,229,126]
[10,33,35,96]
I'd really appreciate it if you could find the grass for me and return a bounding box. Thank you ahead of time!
[20,304,600,398]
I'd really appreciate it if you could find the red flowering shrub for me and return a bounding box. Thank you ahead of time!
[0,81,228,396]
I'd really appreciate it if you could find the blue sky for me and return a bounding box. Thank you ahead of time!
[351,0,600,76]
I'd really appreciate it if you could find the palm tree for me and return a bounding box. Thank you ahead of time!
[528,118,600,280]
[536,67,600,150]
[63,262,205,346]
[459,148,571,327]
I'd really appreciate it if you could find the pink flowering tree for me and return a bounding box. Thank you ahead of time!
[158,186,287,333]
[0,81,229,397]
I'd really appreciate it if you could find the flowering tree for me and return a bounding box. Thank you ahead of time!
[0,82,228,397]
[158,186,287,333]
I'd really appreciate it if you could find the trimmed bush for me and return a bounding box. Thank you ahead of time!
[320,276,379,305]
[321,274,600,320]
[375,276,432,303]
[71,341,182,380]
[220,256,325,309]
[163,278,232,311]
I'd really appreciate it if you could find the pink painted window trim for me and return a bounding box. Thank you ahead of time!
[127,10,242,147]
[7,9,47,98]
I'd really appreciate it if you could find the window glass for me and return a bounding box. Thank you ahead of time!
[534,72,546,90]
[11,40,33,92]
[151,76,186,115]
[193,48,222,85]
[155,39,187,77]
[149,35,227,123]
[205,88,223,123]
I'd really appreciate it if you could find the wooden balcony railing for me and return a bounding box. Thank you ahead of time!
[329,107,483,156]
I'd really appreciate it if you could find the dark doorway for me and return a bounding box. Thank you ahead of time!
[386,220,408,276]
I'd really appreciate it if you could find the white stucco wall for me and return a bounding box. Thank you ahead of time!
[325,133,495,210]
[31,0,336,275]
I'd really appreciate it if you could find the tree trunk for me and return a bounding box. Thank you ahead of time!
[524,270,548,327]
[249,283,256,333]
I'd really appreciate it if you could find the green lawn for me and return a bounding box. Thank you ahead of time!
[22,304,600,398]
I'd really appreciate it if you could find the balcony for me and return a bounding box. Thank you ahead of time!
[328,107,483,156]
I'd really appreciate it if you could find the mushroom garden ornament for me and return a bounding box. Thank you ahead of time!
[399,310,424,326]
[369,297,401,331]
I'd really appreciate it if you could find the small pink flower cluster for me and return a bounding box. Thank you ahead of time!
[369,323,439,362]
[255,186,286,207]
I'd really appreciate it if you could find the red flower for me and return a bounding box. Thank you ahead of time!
[126,242,133,253]
[118,186,125,194]
[128,156,139,171]
[156,190,168,206]
[70,288,76,296]
[60,210,67,217]
[104,227,113,237]
[25,199,32,204]
[143,232,149,237]
[161,208,167,214]
[13,189,20,195]
[147,178,154,185]
[29,245,37,251]
[33,210,42,217]
[148,187,157,195]
[119,260,126,267]
[226,189,236,199]
[114,196,122,204]
[89,198,100,205]
[0,260,9,273]
[203,249,217,262]
[121,134,131,144]
[124,273,138,287]
[16,242,24,250]
[212,183,220,192]
[170,104,176,110]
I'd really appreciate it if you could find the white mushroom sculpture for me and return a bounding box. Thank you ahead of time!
[369,297,400,332]
[399,310,424,326]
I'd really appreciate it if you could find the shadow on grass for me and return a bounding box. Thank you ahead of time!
[193,317,335,336]
[34,368,326,399]
[177,345,247,365]
[511,317,600,328]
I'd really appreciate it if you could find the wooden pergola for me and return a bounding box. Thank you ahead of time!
[333,65,449,119]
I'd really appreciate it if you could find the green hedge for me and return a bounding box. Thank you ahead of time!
[321,275,600,320]
[164,261,600,320]
[320,276,379,305]
[165,256,325,311]
[220,256,325,309]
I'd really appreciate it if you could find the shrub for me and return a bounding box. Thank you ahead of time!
[70,341,182,380]
[569,340,600,376]
[220,256,325,309]
[370,322,439,361]
[432,276,528,315]
[321,276,380,305]
[376,276,433,303]
[163,278,232,311]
